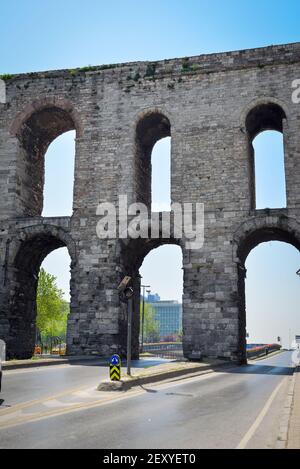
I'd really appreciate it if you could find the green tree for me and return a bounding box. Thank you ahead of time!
[140,302,160,343]
[36,269,69,340]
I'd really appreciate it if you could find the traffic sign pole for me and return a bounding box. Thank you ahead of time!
[127,297,133,376]
[117,275,134,377]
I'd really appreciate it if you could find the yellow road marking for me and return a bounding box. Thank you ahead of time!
[0,383,95,416]
[0,367,221,430]
[0,388,144,430]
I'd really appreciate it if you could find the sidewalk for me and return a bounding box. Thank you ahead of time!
[287,366,300,449]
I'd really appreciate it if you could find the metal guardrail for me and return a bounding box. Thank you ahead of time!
[246,343,281,359]
[142,342,183,360]
[143,342,281,361]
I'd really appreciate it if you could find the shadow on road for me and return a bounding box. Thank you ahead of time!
[215,363,294,376]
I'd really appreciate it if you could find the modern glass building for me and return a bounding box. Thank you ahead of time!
[147,293,161,303]
[149,300,182,339]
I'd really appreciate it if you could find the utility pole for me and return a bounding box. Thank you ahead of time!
[127,296,133,376]
[140,284,150,353]
[118,276,134,376]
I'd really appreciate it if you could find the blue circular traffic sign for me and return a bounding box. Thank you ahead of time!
[110,354,121,365]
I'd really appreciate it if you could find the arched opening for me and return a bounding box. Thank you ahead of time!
[16,106,77,217]
[245,241,300,349]
[139,244,183,358]
[252,131,286,209]
[151,137,171,212]
[42,130,76,217]
[119,238,183,360]
[237,226,300,362]
[7,229,74,359]
[135,112,171,211]
[38,247,71,353]
[245,103,287,209]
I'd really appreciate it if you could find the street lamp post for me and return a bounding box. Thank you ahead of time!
[141,284,150,353]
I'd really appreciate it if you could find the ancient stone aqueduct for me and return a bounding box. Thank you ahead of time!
[0,42,299,362]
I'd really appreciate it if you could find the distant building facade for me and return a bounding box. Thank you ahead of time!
[147,293,161,303]
[149,300,182,339]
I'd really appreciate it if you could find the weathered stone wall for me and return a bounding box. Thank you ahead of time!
[0,43,300,361]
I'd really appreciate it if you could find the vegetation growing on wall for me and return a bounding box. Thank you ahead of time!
[0,74,13,81]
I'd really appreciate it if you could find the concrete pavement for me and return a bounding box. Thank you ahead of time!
[287,365,300,449]
[0,351,295,449]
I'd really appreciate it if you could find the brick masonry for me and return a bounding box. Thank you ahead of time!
[0,43,299,361]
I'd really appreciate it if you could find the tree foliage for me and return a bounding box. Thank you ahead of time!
[140,302,160,343]
[36,268,69,339]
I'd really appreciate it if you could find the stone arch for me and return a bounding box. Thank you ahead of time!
[134,109,172,208]
[240,97,289,135]
[11,223,77,259]
[6,224,76,359]
[9,97,83,138]
[118,236,183,358]
[233,213,300,262]
[232,214,300,363]
[133,106,173,130]
[10,98,82,217]
[245,102,287,141]
[119,236,182,273]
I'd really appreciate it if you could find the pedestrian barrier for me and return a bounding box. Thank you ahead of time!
[247,343,281,359]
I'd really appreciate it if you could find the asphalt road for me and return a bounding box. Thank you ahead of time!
[0,351,295,449]
[0,357,168,406]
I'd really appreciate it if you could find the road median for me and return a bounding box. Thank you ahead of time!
[97,358,229,391]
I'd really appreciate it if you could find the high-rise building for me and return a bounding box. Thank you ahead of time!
[149,300,182,339]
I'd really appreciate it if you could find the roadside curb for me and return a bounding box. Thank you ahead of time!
[97,361,229,391]
[275,365,297,449]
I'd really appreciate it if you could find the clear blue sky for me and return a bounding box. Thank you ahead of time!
[1,0,300,75]
[2,0,299,348]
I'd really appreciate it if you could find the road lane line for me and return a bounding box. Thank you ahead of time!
[0,388,146,430]
[0,368,225,430]
[0,372,218,430]
[236,378,286,449]
[0,383,95,416]
[0,365,223,417]
[0,356,293,438]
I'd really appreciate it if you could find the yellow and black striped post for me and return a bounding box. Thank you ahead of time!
[109,354,121,381]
